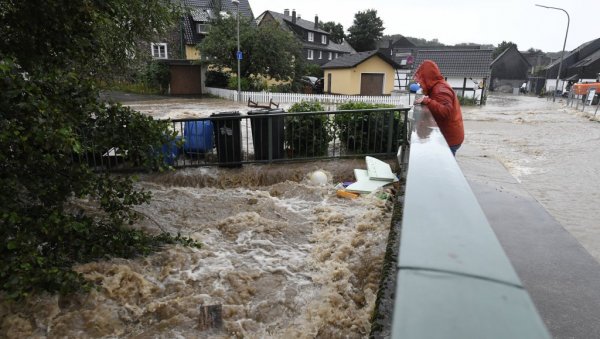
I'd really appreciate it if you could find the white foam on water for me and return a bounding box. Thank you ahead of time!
[0,174,394,338]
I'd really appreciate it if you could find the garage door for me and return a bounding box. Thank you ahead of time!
[169,65,202,95]
[360,73,384,96]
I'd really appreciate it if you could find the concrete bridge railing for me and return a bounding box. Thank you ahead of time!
[391,106,550,338]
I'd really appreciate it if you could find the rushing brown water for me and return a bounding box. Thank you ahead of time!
[459,94,600,262]
[0,162,396,338]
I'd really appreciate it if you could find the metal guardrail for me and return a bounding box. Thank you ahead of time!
[390,105,550,338]
[75,108,410,170]
[564,88,600,115]
[166,107,410,167]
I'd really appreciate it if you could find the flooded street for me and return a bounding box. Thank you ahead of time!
[459,94,600,262]
[103,91,250,120]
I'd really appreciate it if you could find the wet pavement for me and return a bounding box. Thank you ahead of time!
[459,143,600,338]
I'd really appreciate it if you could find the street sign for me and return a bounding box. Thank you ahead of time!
[236,51,243,60]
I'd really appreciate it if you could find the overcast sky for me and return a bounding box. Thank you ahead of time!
[249,0,598,52]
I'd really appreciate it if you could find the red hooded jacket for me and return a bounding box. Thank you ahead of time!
[414,60,464,147]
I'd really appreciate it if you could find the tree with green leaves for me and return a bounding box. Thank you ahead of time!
[320,21,346,44]
[493,41,518,59]
[199,16,304,82]
[527,47,543,54]
[404,36,445,47]
[347,9,385,52]
[0,0,199,300]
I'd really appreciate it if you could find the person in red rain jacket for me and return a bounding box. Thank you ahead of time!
[413,60,464,156]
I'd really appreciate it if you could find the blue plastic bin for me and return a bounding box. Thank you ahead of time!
[183,120,214,154]
[161,136,181,166]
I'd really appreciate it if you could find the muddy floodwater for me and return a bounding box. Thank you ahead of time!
[0,159,396,338]
[459,94,600,262]
[3,92,598,338]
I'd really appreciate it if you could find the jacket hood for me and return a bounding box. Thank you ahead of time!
[414,60,444,94]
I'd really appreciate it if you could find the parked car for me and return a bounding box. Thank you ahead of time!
[313,78,324,94]
[301,76,318,86]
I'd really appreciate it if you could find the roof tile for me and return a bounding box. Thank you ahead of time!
[322,50,400,69]
[413,49,493,77]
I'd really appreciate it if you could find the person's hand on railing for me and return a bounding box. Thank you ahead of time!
[414,95,430,105]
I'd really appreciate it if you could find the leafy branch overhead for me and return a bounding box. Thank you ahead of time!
[1,0,199,300]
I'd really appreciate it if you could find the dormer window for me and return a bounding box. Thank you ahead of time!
[151,43,167,59]
[321,35,327,44]
[197,23,210,34]
[308,32,314,42]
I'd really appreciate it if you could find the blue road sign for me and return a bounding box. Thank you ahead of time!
[236,51,243,60]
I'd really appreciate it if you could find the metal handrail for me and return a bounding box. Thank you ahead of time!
[75,107,410,170]
[167,107,410,167]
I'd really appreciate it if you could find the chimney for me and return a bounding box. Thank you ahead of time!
[297,14,301,21]
[314,15,318,29]
[292,9,296,23]
[284,9,289,17]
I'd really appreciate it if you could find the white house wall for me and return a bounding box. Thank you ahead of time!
[546,79,565,92]
[394,70,411,91]
[447,77,484,99]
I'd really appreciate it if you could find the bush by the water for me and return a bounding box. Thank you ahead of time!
[0,60,201,299]
[1,0,200,300]
[204,70,230,88]
[334,102,402,153]
[458,95,480,106]
[285,101,332,157]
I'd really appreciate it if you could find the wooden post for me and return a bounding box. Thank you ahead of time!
[462,78,467,98]
[198,304,223,330]
[481,78,487,105]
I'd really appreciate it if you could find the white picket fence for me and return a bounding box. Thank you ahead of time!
[204,87,412,107]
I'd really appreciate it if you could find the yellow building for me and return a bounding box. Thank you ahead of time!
[321,51,400,95]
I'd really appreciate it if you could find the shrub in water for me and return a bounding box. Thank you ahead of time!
[334,102,402,154]
[285,101,332,157]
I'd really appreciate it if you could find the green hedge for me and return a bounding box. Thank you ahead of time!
[284,101,332,157]
[334,102,401,153]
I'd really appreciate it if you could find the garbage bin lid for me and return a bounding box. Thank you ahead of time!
[211,111,241,117]
[247,108,285,115]
[247,109,270,115]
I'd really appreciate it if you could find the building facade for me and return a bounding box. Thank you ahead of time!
[490,46,530,92]
[321,51,400,95]
[142,0,254,94]
[256,9,355,66]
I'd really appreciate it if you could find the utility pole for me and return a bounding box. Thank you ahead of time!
[535,4,570,102]
[232,0,241,101]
